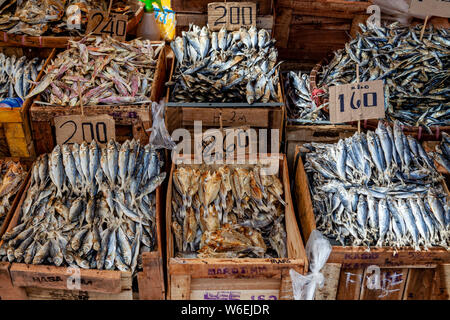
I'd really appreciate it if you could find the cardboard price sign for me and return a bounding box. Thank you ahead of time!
[54,115,115,146]
[86,10,128,41]
[329,80,385,124]
[208,2,257,31]
[409,0,450,18]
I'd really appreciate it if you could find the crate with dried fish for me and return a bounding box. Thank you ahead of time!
[0,1,144,48]
[166,154,307,300]
[294,121,450,300]
[273,0,370,66]
[166,25,285,145]
[28,38,166,155]
[0,140,166,300]
[0,46,55,158]
[310,22,450,135]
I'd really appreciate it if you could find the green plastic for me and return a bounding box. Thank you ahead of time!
[138,0,165,13]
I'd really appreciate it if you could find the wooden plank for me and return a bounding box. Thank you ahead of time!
[31,121,54,155]
[277,0,370,19]
[403,268,435,300]
[4,123,32,158]
[272,8,292,48]
[336,267,363,300]
[0,262,28,300]
[10,264,126,294]
[315,263,341,300]
[170,275,191,300]
[138,251,165,300]
[431,264,450,300]
[360,268,409,300]
[279,269,293,300]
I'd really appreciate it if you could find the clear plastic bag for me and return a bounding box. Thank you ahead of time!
[372,0,426,25]
[289,230,332,300]
[149,100,176,150]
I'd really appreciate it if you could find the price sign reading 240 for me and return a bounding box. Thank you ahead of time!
[330,80,385,124]
[208,2,257,31]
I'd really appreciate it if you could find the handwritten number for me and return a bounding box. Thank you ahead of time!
[96,122,107,143]
[116,19,127,37]
[101,18,115,36]
[81,122,94,141]
[91,12,104,34]
[242,7,252,25]
[60,121,77,145]
[230,7,239,25]
[214,5,227,26]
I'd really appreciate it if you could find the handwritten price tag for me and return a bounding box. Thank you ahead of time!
[409,0,450,18]
[54,115,115,146]
[208,2,256,31]
[329,80,385,124]
[86,10,128,41]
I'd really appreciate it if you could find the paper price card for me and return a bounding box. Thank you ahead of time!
[409,0,450,18]
[86,10,128,41]
[54,115,115,146]
[208,2,257,31]
[329,80,385,124]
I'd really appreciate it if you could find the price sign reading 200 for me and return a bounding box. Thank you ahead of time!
[214,5,253,26]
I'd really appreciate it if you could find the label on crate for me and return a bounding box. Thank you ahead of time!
[409,0,450,18]
[191,290,279,300]
[329,80,385,124]
[54,115,115,146]
[86,10,128,41]
[208,2,257,31]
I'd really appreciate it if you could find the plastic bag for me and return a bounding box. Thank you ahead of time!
[289,230,332,300]
[149,100,176,150]
[372,0,426,25]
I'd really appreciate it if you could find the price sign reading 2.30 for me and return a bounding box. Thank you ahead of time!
[329,80,385,124]
[208,2,257,31]
[54,115,116,146]
[86,10,128,41]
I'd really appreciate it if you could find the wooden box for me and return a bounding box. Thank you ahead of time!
[294,146,450,300]
[0,47,56,158]
[274,0,370,67]
[29,42,166,156]
[0,7,143,48]
[166,154,307,300]
[0,177,165,300]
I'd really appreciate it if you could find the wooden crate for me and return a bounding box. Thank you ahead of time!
[0,176,165,300]
[0,7,143,48]
[172,0,273,15]
[294,146,450,300]
[0,47,56,158]
[165,57,285,150]
[166,154,307,300]
[29,42,166,156]
[175,13,274,36]
[274,0,370,66]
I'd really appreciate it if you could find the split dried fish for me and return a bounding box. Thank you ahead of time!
[0,160,26,229]
[26,36,164,106]
[172,164,287,258]
[169,25,280,104]
[0,140,166,274]
[0,53,43,101]
[317,23,450,129]
[0,1,135,37]
[304,121,449,250]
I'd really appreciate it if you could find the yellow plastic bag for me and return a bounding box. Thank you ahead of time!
[154,0,175,40]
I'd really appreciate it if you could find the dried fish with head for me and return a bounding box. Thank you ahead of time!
[0,160,26,229]
[0,139,166,275]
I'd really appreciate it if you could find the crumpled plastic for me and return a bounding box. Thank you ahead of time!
[289,230,332,300]
[372,0,426,25]
[149,100,176,150]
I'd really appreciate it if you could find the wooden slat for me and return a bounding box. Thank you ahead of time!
[431,264,450,300]
[315,263,341,300]
[360,268,409,300]
[335,267,363,300]
[138,251,165,300]
[403,268,435,300]
[170,275,191,300]
[0,262,28,300]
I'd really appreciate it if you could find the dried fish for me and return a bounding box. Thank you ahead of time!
[0,140,165,274]
[304,121,449,250]
[0,160,26,229]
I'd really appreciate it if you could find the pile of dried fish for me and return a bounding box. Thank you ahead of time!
[0,140,166,274]
[0,53,43,100]
[0,160,26,228]
[430,132,450,173]
[0,1,135,37]
[318,23,450,129]
[304,121,449,250]
[171,164,287,258]
[169,25,280,104]
[26,36,163,106]
[285,71,329,122]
